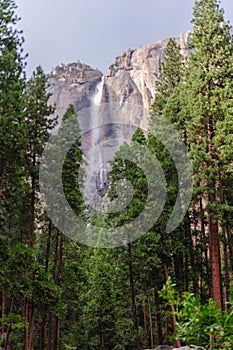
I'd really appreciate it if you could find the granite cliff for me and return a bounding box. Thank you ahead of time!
[48,31,190,119]
[102,32,190,110]
[48,61,103,118]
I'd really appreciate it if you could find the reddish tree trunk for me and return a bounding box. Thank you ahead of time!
[207,115,222,310]
[208,215,222,309]
[24,300,29,350]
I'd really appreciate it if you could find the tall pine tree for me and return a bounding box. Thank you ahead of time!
[183,0,233,309]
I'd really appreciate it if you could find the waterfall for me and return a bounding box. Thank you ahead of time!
[93,76,105,189]
[84,76,106,210]
[94,76,104,105]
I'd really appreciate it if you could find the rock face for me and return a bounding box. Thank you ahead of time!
[48,32,191,120]
[102,43,157,109]
[47,61,102,118]
[103,32,189,110]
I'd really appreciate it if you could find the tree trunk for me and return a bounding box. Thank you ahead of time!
[53,232,63,350]
[39,314,46,350]
[185,211,198,295]
[222,227,230,311]
[207,115,222,310]
[143,299,148,347]
[4,297,13,350]
[45,219,52,272]
[30,160,36,249]
[1,291,5,335]
[199,197,212,300]
[208,215,222,309]
[48,312,53,350]
[154,287,163,345]
[28,302,34,350]
[0,159,6,201]
[53,316,60,350]
[99,330,105,350]
[24,300,29,350]
[226,223,233,271]
[165,316,169,345]
[127,243,140,350]
[148,292,154,349]
[40,218,52,350]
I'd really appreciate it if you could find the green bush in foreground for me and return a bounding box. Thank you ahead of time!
[160,278,233,349]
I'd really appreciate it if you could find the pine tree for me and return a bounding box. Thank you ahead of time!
[22,66,57,349]
[183,0,233,309]
[153,38,185,133]
[0,0,26,200]
[0,1,28,343]
[25,65,57,248]
[44,105,85,349]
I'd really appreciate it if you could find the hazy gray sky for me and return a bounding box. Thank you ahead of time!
[16,0,233,77]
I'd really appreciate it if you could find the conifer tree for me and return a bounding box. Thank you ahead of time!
[0,0,27,198]
[25,65,57,248]
[0,1,28,343]
[183,0,233,309]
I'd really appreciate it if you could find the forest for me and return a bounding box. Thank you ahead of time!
[0,0,233,349]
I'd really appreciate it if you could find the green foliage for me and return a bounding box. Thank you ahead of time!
[62,104,85,217]
[25,65,57,166]
[160,278,233,349]
[183,0,233,199]
[153,38,184,131]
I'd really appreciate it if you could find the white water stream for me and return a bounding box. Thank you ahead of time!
[94,76,104,105]
[93,76,105,189]
[84,76,106,209]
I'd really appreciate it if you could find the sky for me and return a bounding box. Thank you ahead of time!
[16,0,233,78]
